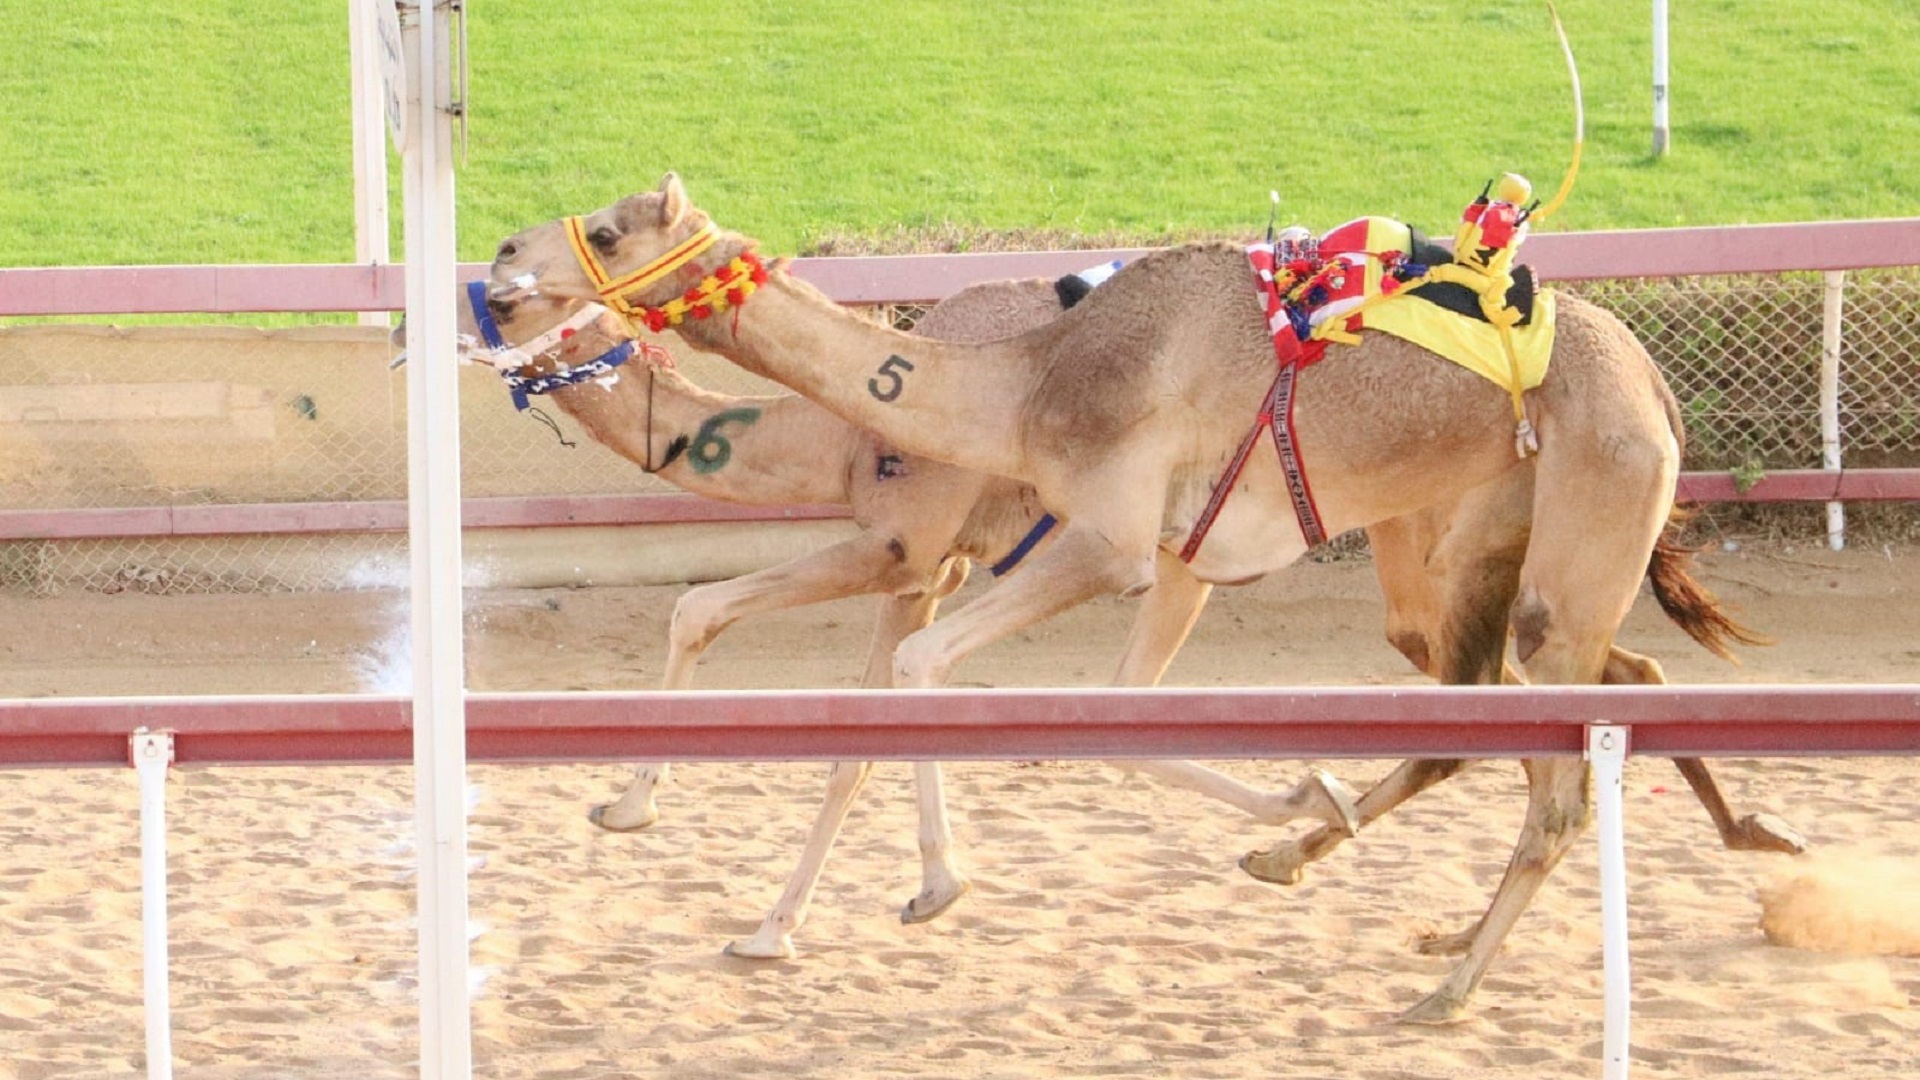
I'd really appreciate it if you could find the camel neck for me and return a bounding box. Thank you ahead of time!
[672,271,1031,481]
[550,365,856,507]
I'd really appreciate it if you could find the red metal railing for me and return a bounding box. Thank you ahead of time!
[4,686,1918,769]
[2,218,1916,543]
[6,219,1919,314]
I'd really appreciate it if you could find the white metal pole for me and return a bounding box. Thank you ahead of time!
[1820,270,1847,550]
[400,1,472,1076]
[132,728,176,1080]
[1652,0,1670,156]
[348,0,393,327]
[1588,724,1633,1080]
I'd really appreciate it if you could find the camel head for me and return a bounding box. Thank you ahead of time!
[486,173,763,335]
[455,284,654,375]
[446,269,678,416]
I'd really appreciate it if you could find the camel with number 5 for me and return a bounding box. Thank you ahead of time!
[454,269,1798,894]
[476,168,1785,1019]
[451,271,1361,964]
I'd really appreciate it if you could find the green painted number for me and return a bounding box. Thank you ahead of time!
[688,408,762,473]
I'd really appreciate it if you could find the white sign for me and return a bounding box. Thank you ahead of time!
[376,0,408,154]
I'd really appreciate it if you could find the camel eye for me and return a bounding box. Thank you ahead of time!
[495,238,520,261]
[589,227,619,253]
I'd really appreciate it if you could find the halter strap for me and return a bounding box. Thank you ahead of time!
[461,281,657,411]
[564,216,721,315]
[464,280,607,362]
[469,279,509,349]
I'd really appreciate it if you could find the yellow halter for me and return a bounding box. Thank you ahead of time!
[563,215,721,319]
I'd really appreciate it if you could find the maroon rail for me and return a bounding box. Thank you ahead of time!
[0,494,848,541]
[3,686,1916,769]
[4,219,1918,314]
[0,469,1911,542]
[1,221,1913,541]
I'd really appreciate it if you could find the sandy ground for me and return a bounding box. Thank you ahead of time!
[1,539,1917,1078]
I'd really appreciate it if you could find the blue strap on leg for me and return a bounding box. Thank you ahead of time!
[989,513,1058,577]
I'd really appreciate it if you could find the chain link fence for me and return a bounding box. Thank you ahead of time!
[2,271,1915,594]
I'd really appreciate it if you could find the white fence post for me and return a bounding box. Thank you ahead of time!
[1820,270,1847,550]
[348,0,393,328]
[131,728,176,1080]
[1587,724,1632,1080]
[1651,0,1670,156]
[401,0,474,1077]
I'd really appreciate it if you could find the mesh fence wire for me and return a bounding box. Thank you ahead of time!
[2,271,1914,594]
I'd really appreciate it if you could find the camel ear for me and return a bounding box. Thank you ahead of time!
[766,255,794,274]
[658,172,688,226]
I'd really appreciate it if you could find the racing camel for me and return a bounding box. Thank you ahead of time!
[456,270,1798,896]
[480,174,1774,1019]
[452,273,1360,963]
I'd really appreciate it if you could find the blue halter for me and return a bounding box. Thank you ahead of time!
[465,280,637,411]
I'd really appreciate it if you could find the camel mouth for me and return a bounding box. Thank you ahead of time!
[483,268,549,309]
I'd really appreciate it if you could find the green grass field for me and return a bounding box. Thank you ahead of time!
[3,0,1916,270]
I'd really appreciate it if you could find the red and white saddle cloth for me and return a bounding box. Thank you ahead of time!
[1178,216,1557,562]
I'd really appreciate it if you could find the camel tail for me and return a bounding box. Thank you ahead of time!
[1646,507,1772,662]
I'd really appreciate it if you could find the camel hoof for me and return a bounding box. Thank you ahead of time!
[586,802,660,832]
[1311,769,1361,838]
[900,879,970,925]
[722,934,796,961]
[1237,846,1307,886]
[1732,813,1807,855]
[1397,989,1470,1026]
[1413,925,1478,957]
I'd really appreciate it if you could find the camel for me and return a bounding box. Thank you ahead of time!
[481,174,1779,1019]
[451,272,1362,961]
[458,267,1799,884]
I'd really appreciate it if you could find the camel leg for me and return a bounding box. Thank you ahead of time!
[732,560,971,953]
[892,526,1358,840]
[1397,420,1672,1024]
[1241,758,1471,883]
[590,762,673,833]
[1671,758,1806,854]
[894,560,974,924]
[724,760,876,959]
[1240,501,1515,883]
[1399,757,1592,1024]
[588,534,937,831]
[1106,551,1360,832]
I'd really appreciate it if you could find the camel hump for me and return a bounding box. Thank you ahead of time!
[1645,512,1773,661]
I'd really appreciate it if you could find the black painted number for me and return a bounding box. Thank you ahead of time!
[867,354,915,402]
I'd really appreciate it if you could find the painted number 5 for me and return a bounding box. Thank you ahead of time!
[867,354,915,402]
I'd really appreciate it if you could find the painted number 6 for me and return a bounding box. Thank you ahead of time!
[688,407,762,474]
[867,354,915,402]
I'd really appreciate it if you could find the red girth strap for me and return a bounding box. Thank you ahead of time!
[1179,250,1331,563]
[1177,353,1328,562]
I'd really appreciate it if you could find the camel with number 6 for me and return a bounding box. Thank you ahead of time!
[478,171,1780,1020]
[452,272,1360,962]
[455,269,1798,894]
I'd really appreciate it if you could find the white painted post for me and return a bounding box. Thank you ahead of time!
[1820,270,1847,550]
[348,0,392,327]
[1588,724,1632,1080]
[1652,0,1670,156]
[399,1,473,1076]
[132,728,176,1080]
